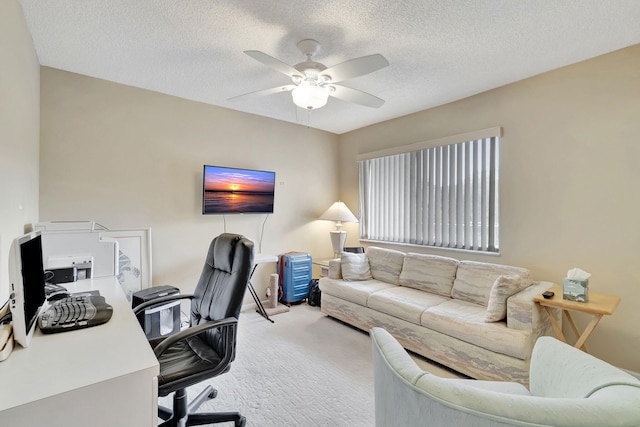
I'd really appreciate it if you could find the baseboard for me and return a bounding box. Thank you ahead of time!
[241,301,261,313]
[241,300,290,318]
[241,300,271,313]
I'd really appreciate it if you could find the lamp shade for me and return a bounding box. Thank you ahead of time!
[319,201,358,223]
[292,80,329,110]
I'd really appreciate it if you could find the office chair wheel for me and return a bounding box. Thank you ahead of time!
[208,389,217,399]
[235,416,246,427]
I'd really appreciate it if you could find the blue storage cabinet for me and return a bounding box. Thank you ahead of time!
[278,252,312,305]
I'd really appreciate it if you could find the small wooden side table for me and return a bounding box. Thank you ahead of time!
[533,285,620,353]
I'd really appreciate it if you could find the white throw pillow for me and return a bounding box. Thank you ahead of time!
[484,275,530,322]
[341,252,372,281]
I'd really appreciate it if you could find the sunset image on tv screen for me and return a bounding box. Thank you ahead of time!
[203,165,275,214]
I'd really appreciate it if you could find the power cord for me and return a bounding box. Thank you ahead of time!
[44,270,55,282]
[0,300,13,362]
[0,311,11,325]
[0,299,11,324]
[180,309,190,329]
[258,214,270,253]
[220,214,269,252]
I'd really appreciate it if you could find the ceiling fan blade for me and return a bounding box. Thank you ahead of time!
[329,85,385,108]
[228,85,295,102]
[244,50,302,78]
[320,54,389,83]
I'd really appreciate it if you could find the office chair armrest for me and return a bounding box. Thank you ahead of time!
[152,317,238,358]
[132,293,194,316]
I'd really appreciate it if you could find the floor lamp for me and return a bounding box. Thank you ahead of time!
[320,201,358,258]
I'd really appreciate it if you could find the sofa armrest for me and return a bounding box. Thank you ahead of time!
[530,336,640,398]
[507,281,558,339]
[328,259,342,279]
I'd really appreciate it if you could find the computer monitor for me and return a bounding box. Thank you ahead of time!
[9,231,46,348]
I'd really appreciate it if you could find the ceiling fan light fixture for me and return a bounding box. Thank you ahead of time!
[235,40,389,112]
[292,80,328,110]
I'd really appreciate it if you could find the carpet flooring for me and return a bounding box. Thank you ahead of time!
[159,304,461,426]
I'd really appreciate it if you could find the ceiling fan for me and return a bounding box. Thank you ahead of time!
[229,39,389,110]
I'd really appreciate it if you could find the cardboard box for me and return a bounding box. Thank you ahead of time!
[563,278,589,302]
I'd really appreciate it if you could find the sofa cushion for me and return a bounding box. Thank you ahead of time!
[366,247,405,285]
[451,261,531,307]
[399,253,458,296]
[484,275,531,322]
[367,286,451,325]
[319,277,397,307]
[340,252,372,281]
[420,299,530,359]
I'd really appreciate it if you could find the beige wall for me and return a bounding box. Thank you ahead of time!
[338,44,640,372]
[0,0,41,304]
[9,0,639,371]
[39,68,340,301]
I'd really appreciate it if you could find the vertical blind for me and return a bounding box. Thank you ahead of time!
[358,130,500,253]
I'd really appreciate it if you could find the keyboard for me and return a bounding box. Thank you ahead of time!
[39,295,113,334]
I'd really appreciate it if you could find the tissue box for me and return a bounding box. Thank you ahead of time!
[563,278,589,302]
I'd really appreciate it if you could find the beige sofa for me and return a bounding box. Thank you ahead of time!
[319,247,556,384]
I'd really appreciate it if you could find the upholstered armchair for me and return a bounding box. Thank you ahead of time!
[371,327,640,427]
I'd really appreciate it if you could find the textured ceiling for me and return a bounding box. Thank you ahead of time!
[17,0,640,134]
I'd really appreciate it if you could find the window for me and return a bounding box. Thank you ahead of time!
[358,128,500,253]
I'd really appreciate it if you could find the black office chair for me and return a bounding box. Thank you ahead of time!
[134,233,254,427]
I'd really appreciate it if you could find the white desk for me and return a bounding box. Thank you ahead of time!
[0,277,159,426]
[255,253,278,265]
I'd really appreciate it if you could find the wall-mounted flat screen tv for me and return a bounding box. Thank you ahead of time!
[202,165,276,214]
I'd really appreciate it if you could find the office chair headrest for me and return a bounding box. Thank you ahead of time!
[211,233,245,273]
